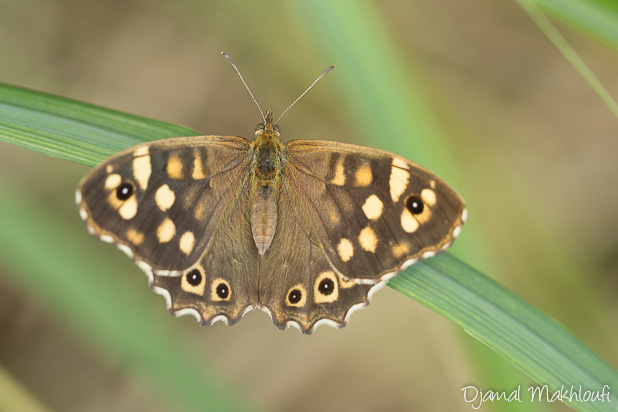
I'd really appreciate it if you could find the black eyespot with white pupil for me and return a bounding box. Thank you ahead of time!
[318,278,335,295]
[186,269,202,286]
[288,289,302,304]
[216,283,229,299]
[116,182,134,201]
[406,195,424,215]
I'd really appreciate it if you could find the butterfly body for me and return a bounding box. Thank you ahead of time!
[77,108,466,333]
[250,110,285,255]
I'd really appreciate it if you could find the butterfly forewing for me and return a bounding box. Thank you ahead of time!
[78,136,250,272]
[284,140,466,283]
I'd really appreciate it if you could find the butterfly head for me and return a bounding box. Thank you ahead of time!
[254,108,281,140]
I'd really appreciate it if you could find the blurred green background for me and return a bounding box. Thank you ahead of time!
[0,1,616,411]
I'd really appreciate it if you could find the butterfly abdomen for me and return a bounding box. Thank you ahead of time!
[251,185,278,256]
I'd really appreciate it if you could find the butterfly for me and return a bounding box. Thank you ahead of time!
[76,57,466,334]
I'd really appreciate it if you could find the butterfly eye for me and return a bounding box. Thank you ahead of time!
[405,195,424,215]
[254,123,265,133]
[273,124,281,133]
[116,182,134,201]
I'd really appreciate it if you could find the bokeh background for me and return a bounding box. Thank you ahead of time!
[0,1,616,411]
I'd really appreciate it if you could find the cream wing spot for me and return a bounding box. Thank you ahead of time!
[331,156,346,186]
[354,164,373,187]
[157,217,176,243]
[389,160,410,202]
[194,202,206,220]
[179,231,195,255]
[362,194,383,220]
[155,184,175,212]
[167,155,183,179]
[126,228,144,246]
[329,209,340,224]
[192,151,206,179]
[132,146,151,191]
[104,174,121,190]
[421,188,437,206]
[134,146,149,156]
[358,226,378,252]
[414,205,433,224]
[337,238,354,262]
[392,157,409,169]
[392,242,411,259]
[118,197,138,220]
[401,209,419,233]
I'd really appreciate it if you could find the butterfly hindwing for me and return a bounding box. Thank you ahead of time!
[152,184,259,325]
[257,179,376,333]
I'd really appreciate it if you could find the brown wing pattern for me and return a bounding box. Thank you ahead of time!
[256,139,465,333]
[257,174,376,333]
[78,136,250,272]
[283,139,466,282]
[78,135,260,325]
[78,134,465,333]
[152,181,259,326]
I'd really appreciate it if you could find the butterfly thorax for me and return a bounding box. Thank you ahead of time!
[250,109,286,256]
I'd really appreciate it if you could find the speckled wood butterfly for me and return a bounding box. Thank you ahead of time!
[76,56,466,333]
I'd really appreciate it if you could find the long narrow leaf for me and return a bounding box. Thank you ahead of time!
[522,0,618,52]
[389,255,618,412]
[0,83,616,412]
[0,82,247,411]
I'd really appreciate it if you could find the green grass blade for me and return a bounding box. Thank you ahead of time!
[519,3,618,118]
[0,83,249,412]
[521,0,618,52]
[2,78,617,411]
[390,255,618,412]
[0,82,197,166]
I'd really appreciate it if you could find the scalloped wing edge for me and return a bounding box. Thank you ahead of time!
[76,189,467,334]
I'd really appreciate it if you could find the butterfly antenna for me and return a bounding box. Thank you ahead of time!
[221,52,266,122]
[276,65,335,124]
